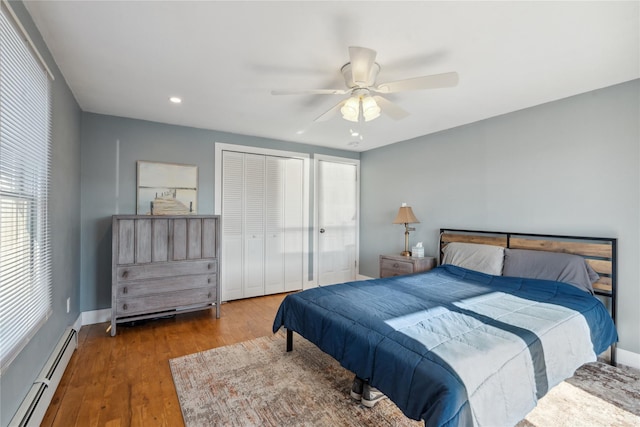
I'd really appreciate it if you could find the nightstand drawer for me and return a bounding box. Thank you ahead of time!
[380,258,414,275]
[379,255,436,278]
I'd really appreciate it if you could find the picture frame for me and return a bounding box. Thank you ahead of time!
[136,161,198,215]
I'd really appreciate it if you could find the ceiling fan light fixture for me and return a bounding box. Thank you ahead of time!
[362,96,381,122]
[341,96,360,122]
[272,47,459,124]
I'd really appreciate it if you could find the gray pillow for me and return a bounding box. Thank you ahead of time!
[503,248,599,294]
[441,242,505,276]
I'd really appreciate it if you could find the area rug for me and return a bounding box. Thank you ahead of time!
[170,333,640,426]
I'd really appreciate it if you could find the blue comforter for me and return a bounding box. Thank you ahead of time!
[272,265,617,426]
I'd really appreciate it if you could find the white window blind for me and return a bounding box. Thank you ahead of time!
[0,3,53,372]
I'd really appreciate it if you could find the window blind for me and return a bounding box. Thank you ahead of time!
[0,3,52,373]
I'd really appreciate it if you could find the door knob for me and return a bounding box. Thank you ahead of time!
[319,228,325,233]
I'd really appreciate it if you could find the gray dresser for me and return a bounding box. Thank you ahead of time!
[111,215,220,336]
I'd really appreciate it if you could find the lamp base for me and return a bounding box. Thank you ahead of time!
[400,250,411,257]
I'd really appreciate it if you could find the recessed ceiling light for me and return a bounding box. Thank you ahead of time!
[169,96,182,104]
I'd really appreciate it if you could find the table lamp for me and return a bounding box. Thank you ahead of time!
[393,203,420,256]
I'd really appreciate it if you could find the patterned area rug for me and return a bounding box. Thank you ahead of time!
[170,333,640,426]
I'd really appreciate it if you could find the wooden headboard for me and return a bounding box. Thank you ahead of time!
[439,228,618,363]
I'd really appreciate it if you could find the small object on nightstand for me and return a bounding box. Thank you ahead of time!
[379,254,436,278]
[412,242,424,257]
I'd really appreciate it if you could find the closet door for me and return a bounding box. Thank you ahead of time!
[283,158,303,291]
[221,151,244,301]
[243,154,265,298]
[221,151,304,301]
[264,157,285,294]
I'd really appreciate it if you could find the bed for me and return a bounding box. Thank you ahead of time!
[272,229,618,426]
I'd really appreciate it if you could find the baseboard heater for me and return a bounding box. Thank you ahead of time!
[9,327,78,427]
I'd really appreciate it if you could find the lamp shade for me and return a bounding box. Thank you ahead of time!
[362,96,381,121]
[393,206,419,224]
[341,96,360,122]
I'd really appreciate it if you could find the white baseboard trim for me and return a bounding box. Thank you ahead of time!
[303,280,317,290]
[72,314,82,332]
[356,274,374,281]
[9,328,78,427]
[82,308,111,326]
[618,348,640,369]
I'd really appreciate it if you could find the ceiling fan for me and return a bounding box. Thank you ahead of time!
[271,46,459,123]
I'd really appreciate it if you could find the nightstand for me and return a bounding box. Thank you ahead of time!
[379,254,436,278]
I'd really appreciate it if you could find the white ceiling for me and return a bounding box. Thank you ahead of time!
[24,1,639,152]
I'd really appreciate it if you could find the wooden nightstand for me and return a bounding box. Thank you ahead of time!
[379,254,436,278]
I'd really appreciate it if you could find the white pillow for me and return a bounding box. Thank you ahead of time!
[441,242,505,275]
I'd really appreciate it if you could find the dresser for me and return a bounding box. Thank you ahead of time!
[111,215,220,336]
[379,254,436,278]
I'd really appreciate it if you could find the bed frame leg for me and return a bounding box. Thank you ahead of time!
[611,343,617,366]
[286,329,293,352]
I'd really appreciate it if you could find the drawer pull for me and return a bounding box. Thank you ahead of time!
[207,278,211,284]
[123,287,128,294]
[208,263,213,270]
[122,304,128,311]
[122,270,129,278]
[207,292,212,299]
[393,263,399,268]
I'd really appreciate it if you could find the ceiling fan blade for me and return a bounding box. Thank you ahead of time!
[374,71,459,94]
[271,89,348,96]
[314,99,346,122]
[349,46,377,86]
[373,96,410,120]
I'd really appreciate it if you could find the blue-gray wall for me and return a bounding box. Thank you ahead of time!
[79,113,358,311]
[360,79,640,355]
[1,1,82,425]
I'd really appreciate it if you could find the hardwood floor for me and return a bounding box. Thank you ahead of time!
[41,293,289,427]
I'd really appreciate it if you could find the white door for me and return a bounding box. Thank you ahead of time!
[317,158,358,286]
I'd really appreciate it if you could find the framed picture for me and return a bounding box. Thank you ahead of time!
[136,161,198,215]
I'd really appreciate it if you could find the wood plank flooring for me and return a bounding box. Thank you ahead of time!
[41,293,289,427]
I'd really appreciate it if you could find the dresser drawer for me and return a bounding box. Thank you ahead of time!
[116,259,217,281]
[380,258,414,276]
[115,287,216,316]
[116,274,216,298]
